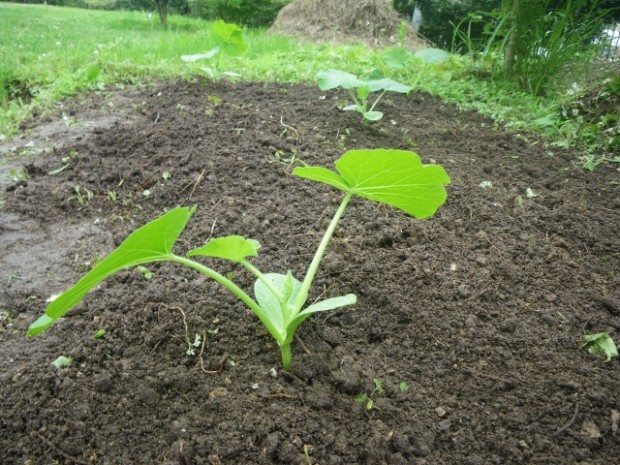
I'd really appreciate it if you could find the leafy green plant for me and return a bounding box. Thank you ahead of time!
[354,378,385,411]
[581,155,620,172]
[181,20,248,79]
[50,355,73,369]
[73,185,93,208]
[28,149,450,368]
[315,70,412,121]
[48,150,79,176]
[579,332,618,362]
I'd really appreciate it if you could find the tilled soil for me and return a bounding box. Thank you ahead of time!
[1,80,619,465]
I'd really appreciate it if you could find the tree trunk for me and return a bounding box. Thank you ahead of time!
[155,0,169,29]
[504,0,519,78]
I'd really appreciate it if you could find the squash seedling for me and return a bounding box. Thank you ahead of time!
[28,149,450,368]
[181,20,247,79]
[316,70,412,121]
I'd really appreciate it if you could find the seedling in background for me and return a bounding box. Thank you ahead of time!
[355,378,385,411]
[136,266,153,281]
[581,154,620,172]
[28,149,450,368]
[181,20,247,79]
[316,70,412,121]
[579,332,618,362]
[73,185,93,208]
[50,355,73,369]
[48,150,79,176]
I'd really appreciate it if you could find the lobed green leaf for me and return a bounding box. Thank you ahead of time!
[365,78,411,94]
[316,70,411,94]
[210,20,248,57]
[384,47,411,70]
[316,70,365,91]
[293,149,451,219]
[413,48,451,64]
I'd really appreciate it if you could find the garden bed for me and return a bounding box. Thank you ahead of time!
[1,80,619,465]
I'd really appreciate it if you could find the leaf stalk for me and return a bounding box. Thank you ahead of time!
[293,191,353,312]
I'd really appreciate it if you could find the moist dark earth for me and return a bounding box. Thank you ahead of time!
[1,80,619,465]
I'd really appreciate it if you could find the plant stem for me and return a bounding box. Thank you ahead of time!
[292,191,353,313]
[240,259,283,300]
[368,88,388,113]
[348,89,364,112]
[169,255,283,343]
[280,343,292,369]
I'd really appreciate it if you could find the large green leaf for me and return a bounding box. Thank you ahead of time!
[28,206,195,336]
[316,70,411,94]
[413,48,451,64]
[211,20,247,57]
[365,78,411,94]
[316,70,365,91]
[384,47,411,70]
[289,166,349,191]
[187,235,260,263]
[293,149,451,219]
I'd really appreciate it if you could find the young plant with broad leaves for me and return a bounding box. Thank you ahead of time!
[181,20,247,79]
[316,70,412,121]
[28,149,450,368]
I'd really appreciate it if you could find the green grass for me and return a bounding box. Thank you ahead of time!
[0,3,615,159]
[0,3,382,137]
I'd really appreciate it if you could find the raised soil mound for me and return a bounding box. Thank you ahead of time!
[270,0,427,49]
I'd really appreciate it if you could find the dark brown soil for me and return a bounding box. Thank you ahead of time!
[1,80,619,465]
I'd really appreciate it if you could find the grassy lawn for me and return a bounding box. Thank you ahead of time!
[0,2,616,161]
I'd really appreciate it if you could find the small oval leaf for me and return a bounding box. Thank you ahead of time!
[363,111,384,121]
[188,235,260,263]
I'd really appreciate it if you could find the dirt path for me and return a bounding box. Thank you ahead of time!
[1,80,619,465]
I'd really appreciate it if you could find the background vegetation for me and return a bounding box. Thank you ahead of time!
[0,1,618,162]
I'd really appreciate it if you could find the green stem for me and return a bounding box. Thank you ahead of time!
[292,191,353,313]
[348,89,364,113]
[240,259,283,301]
[280,343,292,369]
[169,255,283,344]
[368,88,388,113]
